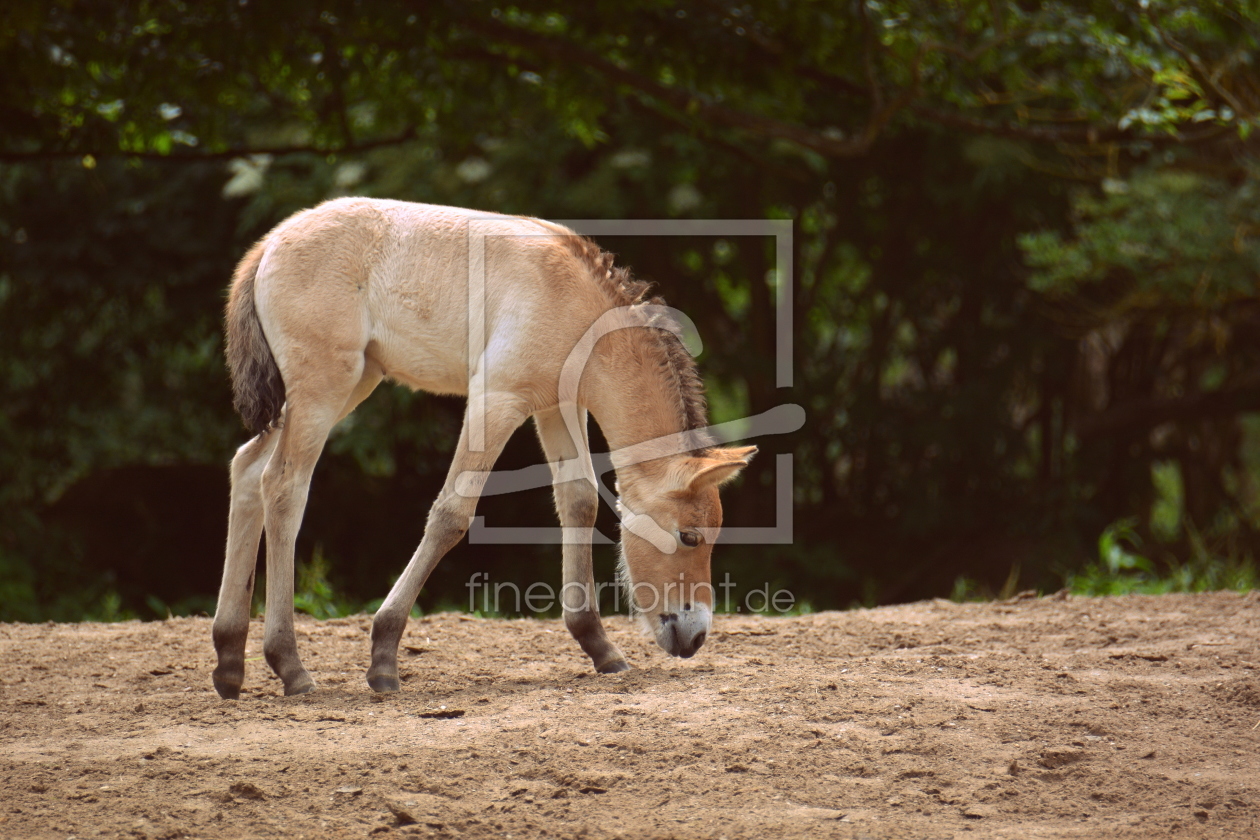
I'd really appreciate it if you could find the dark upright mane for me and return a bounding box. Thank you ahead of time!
[560,234,712,450]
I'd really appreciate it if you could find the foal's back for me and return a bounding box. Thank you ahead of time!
[252,198,604,401]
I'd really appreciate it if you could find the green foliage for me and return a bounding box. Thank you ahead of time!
[84,591,134,623]
[1018,163,1260,585]
[287,552,425,621]
[0,543,55,623]
[4,1,1257,168]
[1021,168,1260,305]
[949,576,987,603]
[948,563,1026,603]
[0,540,142,622]
[293,548,358,620]
[0,161,240,508]
[1,1,1258,619]
[1149,461,1184,544]
[1068,517,1258,596]
[1100,517,1154,578]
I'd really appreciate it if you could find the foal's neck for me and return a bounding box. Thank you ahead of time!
[585,334,706,463]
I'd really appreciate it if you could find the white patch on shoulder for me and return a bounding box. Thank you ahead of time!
[481,306,527,379]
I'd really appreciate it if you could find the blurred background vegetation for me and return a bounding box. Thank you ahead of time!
[1,1,1258,622]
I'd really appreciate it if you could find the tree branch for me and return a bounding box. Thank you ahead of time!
[692,6,1241,150]
[462,16,886,158]
[0,126,419,163]
[909,104,1235,147]
[1145,10,1249,118]
[1074,376,1260,440]
[444,38,815,183]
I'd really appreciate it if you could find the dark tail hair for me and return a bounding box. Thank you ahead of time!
[225,240,285,434]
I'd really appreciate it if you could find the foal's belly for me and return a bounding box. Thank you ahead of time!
[367,332,469,398]
[364,281,553,401]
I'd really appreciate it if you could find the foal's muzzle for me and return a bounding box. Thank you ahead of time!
[655,603,712,658]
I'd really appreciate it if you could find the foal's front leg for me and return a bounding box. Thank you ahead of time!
[534,408,629,673]
[367,397,530,692]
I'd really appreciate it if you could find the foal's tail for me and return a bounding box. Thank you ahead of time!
[225,240,285,435]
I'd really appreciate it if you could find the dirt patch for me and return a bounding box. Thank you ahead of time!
[2,592,1258,839]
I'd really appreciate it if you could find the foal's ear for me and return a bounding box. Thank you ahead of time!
[714,445,758,463]
[672,445,757,493]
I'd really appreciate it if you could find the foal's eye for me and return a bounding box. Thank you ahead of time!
[679,530,702,548]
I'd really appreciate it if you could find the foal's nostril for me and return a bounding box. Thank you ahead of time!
[678,630,706,659]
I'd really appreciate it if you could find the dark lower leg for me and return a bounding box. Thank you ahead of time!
[565,607,630,673]
[262,524,315,695]
[558,493,628,673]
[367,398,526,692]
[367,506,467,692]
[264,617,315,696]
[260,447,319,696]
[212,591,250,700]
[366,610,409,693]
[212,562,256,699]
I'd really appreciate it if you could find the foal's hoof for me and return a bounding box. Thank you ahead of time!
[212,668,243,700]
[283,674,316,696]
[596,658,631,674]
[367,673,400,693]
[212,680,242,701]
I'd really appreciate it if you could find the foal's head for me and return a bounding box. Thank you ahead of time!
[617,445,757,659]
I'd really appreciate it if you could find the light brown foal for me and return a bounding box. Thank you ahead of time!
[211,198,755,698]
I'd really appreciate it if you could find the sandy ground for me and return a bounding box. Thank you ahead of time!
[1,591,1258,840]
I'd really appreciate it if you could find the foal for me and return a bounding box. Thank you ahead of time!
[211,198,755,698]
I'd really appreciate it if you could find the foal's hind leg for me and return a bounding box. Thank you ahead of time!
[534,408,629,673]
[212,365,382,699]
[367,393,531,692]
[212,430,279,699]
[258,361,375,696]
